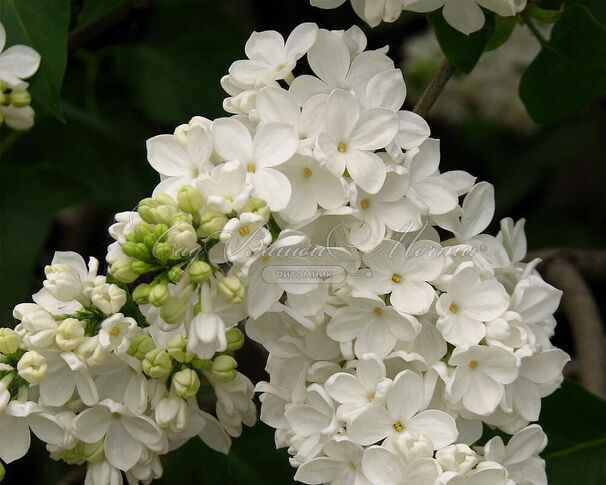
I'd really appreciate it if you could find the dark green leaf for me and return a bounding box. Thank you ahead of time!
[540,379,606,485]
[76,0,124,29]
[0,0,70,121]
[428,10,495,73]
[564,0,606,25]
[520,5,606,124]
[485,15,518,51]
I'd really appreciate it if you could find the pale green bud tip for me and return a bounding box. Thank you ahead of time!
[0,328,21,354]
[242,197,270,221]
[168,265,185,283]
[110,257,138,283]
[160,295,189,324]
[217,275,245,303]
[188,261,212,283]
[211,354,238,382]
[128,335,155,360]
[131,260,152,275]
[9,89,31,108]
[177,185,204,214]
[198,211,228,238]
[142,348,172,377]
[225,327,245,353]
[167,334,191,362]
[81,438,105,463]
[149,283,170,307]
[172,368,200,398]
[17,350,47,384]
[191,357,212,370]
[132,283,152,305]
[137,195,175,224]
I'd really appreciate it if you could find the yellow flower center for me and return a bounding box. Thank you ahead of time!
[360,199,369,209]
[337,142,346,153]
[304,167,312,178]
[368,393,375,402]
[343,169,350,178]
[374,306,383,315]
[449,303,458,313]
[392,273,401,283]
[239,225,250,236]
[247,164,255,173]
[469,360,478,369]
[109,326,120,336]
[394,421,403,432]
[112,412,122,418]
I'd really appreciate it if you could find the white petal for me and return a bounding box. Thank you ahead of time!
[105,420,143,471]
[350,108,399,151]
[245,30,285,65]
[325,89,360,142]
[285,22,318,60]
[27,413,65,445]
[146,135,191,177]
[365,70,406,111]
[0,416,30,463]
[0,45,41,79]
[409,410,458,449]
[252,168,292,211]
[349,407,394,445]
[252,122,298,168]
[345,150,386,194]
[391,281,436,315]
[72,406,111,443]
[461,182,495,239]
[442,0,486,34]
[308,30,350,86]
[212,117,252,164]
[395,111,430,150]
[361,446,404,485]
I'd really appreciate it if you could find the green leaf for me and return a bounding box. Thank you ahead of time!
[540,379,606,485]
[564,0,606,26]
[0,0,70,121]
[519,5,606,124]
[485,15,518,51]
[428,10,495,73]
[157,422,294,484]
[76,0,125,29]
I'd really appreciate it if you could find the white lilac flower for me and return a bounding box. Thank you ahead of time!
[98,313,138,354]
[0,23,41,89]
[362,447,441,485]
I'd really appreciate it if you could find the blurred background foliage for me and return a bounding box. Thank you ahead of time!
[0,0,605,483]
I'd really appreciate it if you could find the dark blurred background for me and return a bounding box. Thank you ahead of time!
[0,0,604,483]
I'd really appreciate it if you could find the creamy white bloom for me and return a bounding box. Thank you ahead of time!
[98,314,138,354]
[0,23,41,89]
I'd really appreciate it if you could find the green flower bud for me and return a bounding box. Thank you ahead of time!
[0,328,21,354]
[110,257,138,283]
[168,265,185,282]
[241,197,270,221]
[149,283,170,307]
[171,368,200,398]
[188,261,212,283]
[138,195,175,224]
[81,438,105,463]
[217,275,245,303]
[134,242,151,260]
[142,348,172,378]
[143,233,158,250]
[154,223,170,238]
[166,334,188,362]
[128,335,155,360]
[17,350,47,384]
[191,357,212,371]
[210,355,238,382]
[177,185,204,214]
[122,241,138,258]
[9,89,31,108]
[166,221,198,250]
[198,211,228,238]
[131,260,152,275]
[132,283,152,305]
[134,222,154,237]
[60,446,84,465]
[225,327,245,353]
[55,318,85,351]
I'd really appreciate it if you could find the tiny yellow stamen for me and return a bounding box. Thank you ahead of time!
[337,142,346,153]
[239,225,250,236]
[109,327,120,336]
[247,165,255,173]
[343,169,350,178]
[304,167,312,178]
[469,360,478,369]
[374,306,383,315]
[368,393,375,402]
[392,274,401,283]
[449,303,458,314]
[112,412,122,418]
[262,256,271,264]
[394,421,403,432]
[360,199,369,209]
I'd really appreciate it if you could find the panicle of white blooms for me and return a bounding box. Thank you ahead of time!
[310,0,527,34]
[0,22,40,130]
[403,24,551,131]
[1,22,568,485]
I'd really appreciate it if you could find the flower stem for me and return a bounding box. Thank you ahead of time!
[412,58,456,118]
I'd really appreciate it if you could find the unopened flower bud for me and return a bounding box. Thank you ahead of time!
[60,447,83,465]
[43,264,83,301]
[91,283,127,314]
[149,283,170,307]
[110,257,138,283]
[9,89,31,108]
[55,318,85,351]
[142,348,172,378]
[241,197,270,221]
[122,241,138,258]
[17,351,47,384]
[167,335,192,362]
[217,275,245,303]
[177,185,204,214]
[134,242,151,260]
[188,261,211,283]
[168,265,184,282]
[0,327,21,354]
[132,283,152,304]
[138,195,175,224]
[128,335,155,360]
[155,396,189,432]
[153,223,170,238]
[159,286,193,324]
[191,357,212,371]
[390,430,433,464]
[134,222,154,237]
[210,355,238,382]
[436,444,478,474]
[75,336,108,367]
[153,242,174,260]
[225,327,245,353]
[198,211,227,238]
[171,368,200,398]
[166,222,198,250]
[131,260,153,275]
